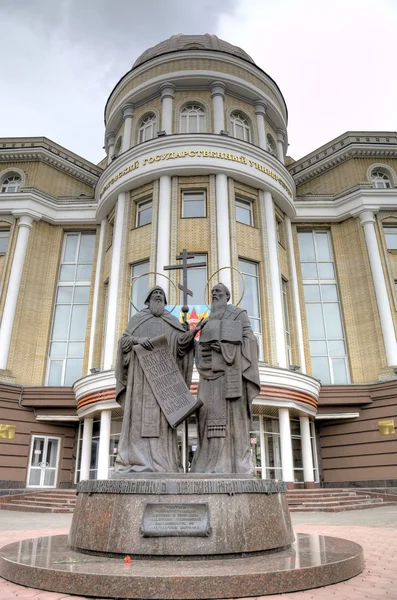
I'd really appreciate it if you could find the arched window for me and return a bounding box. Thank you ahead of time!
[139,114,157,143]
[1,174,21,193]
[267,134,277,156]
[180,104,205,133]
[371,169,392,189]
[230,111,251,142]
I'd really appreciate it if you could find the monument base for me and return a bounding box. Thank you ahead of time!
[0,533,364,598]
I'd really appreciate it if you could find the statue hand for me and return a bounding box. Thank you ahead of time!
[121,335,134,353]
[210,341,221,353]
[137,337,154,351]
[196,318,208,331]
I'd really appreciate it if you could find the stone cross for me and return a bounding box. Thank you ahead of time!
[164,249,206,322]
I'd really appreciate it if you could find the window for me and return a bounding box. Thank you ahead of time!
[182,191,206,218]
[310,421,319,483]
[139,114,157,143]
[47,232,96,386]
[136,198,152,227]
[298,230,349,384]
[371,170,391,189]
[75,419,100,482]
[262,417,282,480]
[267,134,276,156]
[236,198,253,226]
[238,259,263,360]
[100,282,109,370]
[282,279,292,366]
[0,230,9,254]
[1,174,21,193]
[180,105,205,133]
[291,419,304,483]
[230,112,251,142]
[383,227,397,250]
[180,254,207,305]
[130,260,149,317]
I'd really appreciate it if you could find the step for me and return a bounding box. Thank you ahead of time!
[289,501,397,512]
[0,503,74,513]
[287,493,367,500]
[9,499,76,507]
[297,499,383,507]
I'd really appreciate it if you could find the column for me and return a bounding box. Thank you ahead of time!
[103,193,125,370]
[160,83,175,134]
[79,417,93,481]
[97,410,111,480]
[156,175,172,297]
[276,129,285,163]
[279,407,294,486]
[255,103,267,150]
[300,416,315,487]
[359,210,397,365]
[210,81,226,133]
[259,415,266,480]
[264,192,286,367]
[0,215,34,369]
[215,174,232,296]
[285,216,306,373]
[121,104,134,153]
[106,133,115,165]
[87,218,106,374]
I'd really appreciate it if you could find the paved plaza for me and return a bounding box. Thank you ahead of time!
[0,505,396,600]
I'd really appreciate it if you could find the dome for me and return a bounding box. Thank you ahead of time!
[133,34,255,68]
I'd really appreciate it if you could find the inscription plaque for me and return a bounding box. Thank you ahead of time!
[141,503,211,537]
[134,335,202,429]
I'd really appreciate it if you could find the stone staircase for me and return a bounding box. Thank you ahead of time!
[287,488,397,512]
[0,489,76,513]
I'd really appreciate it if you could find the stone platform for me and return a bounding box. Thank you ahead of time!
[0,532,364,598]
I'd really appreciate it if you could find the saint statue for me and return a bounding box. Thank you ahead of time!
[115,286,200,473]
[191,283,261,475]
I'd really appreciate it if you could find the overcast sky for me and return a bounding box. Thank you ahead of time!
[1,0,396,165]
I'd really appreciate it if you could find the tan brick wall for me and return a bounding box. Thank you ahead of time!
[224,96,257,144]
[130,98,162,145]
[173,91,213,133]
[0,161,39,187]
[376,212,397,336]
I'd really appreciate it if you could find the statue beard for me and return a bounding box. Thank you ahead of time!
[210,297,227,320]
[149,298,165,317]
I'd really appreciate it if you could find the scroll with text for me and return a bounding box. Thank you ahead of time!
[134,335,202,429]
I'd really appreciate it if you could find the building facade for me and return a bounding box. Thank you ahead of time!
[0,34,396,490]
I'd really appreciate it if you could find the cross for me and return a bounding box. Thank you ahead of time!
[164,249,206,323]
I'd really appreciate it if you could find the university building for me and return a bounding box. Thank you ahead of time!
[0,34,396,490]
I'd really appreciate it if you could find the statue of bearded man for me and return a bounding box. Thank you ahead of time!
[115,286,199,473]
[190,283,260,475]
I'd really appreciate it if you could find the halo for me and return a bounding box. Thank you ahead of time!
[129,271,178,314]
[203,266,246,311]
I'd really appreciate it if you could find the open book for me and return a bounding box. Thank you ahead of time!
[199,319,243,345]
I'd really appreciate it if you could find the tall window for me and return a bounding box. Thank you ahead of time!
[262,417,282,480]
[298,230,349,384]
[180,105,205,133]
[371,169,391,189]
[47,232,96,386]
[180,254,207,305]
[136,198,152,227]
[384,227,397,250]
[238,259,263,360]
[236,198,253,226]
[291,419,304,483]
[1,174,21,193]
[130,260,149,317]
[139,114,157,143]
[182,191,206,218]
[0,230,10,254]
[230,112,251,142]
[282,279,292,366]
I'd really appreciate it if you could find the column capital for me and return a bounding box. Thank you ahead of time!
[357,209,377,227]
[159,82,176,99]
[17,215,34,230]
[210,81,226,98]
[276,129,286,143]
[254,102,267,116]
[121,104,134,119]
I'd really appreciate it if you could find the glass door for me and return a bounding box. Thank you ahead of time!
[27,436,60,488]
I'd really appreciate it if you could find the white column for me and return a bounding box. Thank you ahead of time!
[103,193,125,370]
[0,215,34,369]
[106,133,115,165]
[255,103,267,150]
[259,415,266,480]
[359,210,397,365]
[279,407,294,484]
[121,104,134,153]
[87,219,106,374]
[276,130,285,163]
[97,410,111,480]
[300,416,314,484]
[80,417,93,481]
[156,175,172,297]
[215,174,232,297]
[285,216,306,373]
[160,83,175,134]
[264,192,286,367]
[210,81,226,133]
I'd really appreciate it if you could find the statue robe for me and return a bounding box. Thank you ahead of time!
[115,308,194,472]
[190,305,260,475]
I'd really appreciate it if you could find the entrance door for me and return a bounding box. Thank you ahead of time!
[27,436,60,488]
